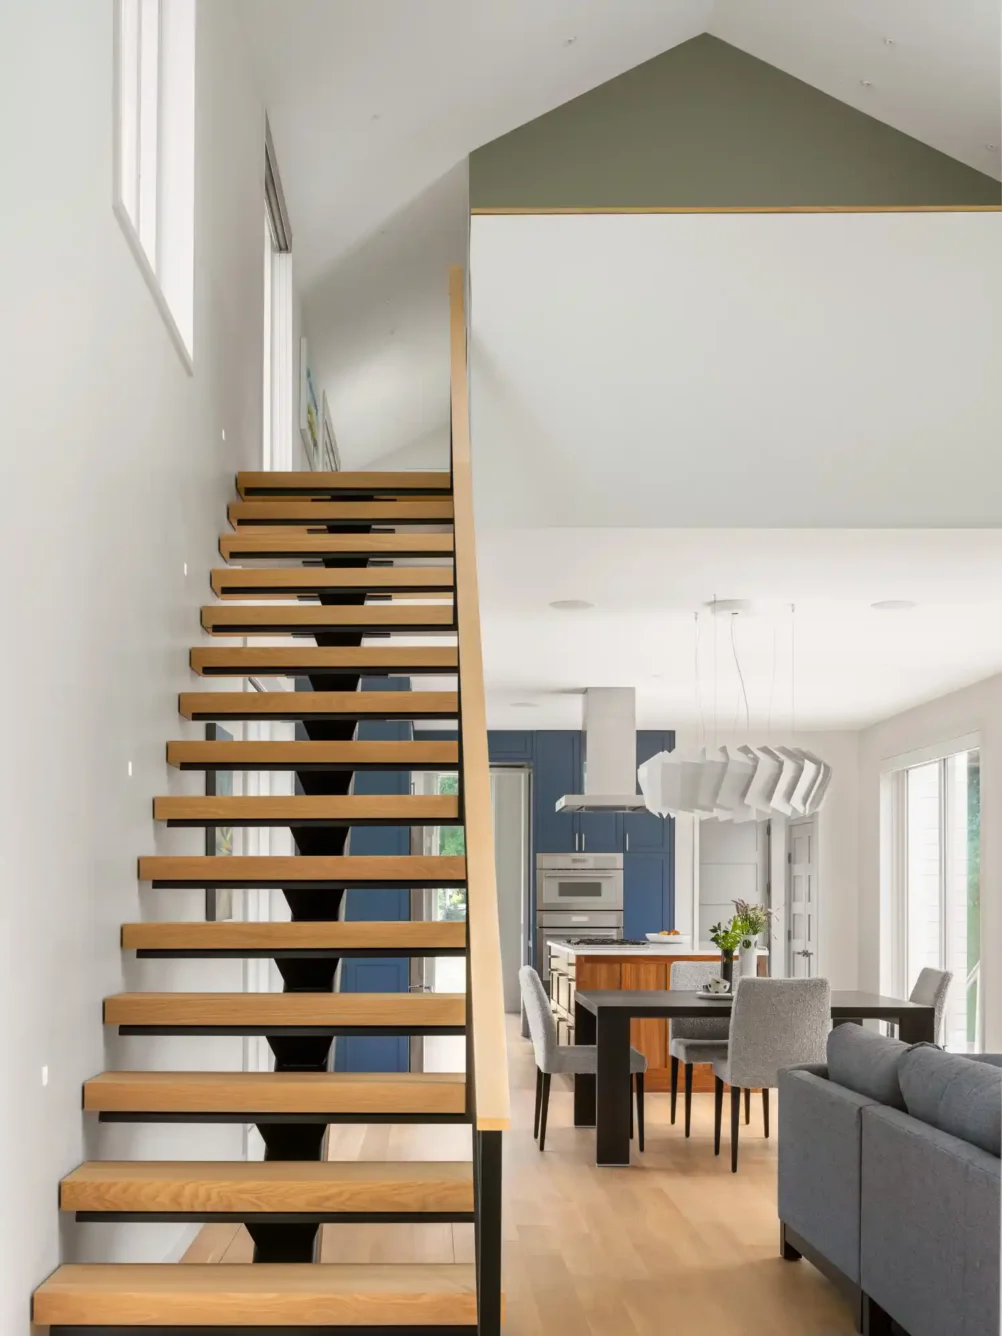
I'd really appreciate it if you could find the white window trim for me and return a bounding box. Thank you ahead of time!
[880,735,982,1049]
[112,0,195,376]
[879,731,980,775]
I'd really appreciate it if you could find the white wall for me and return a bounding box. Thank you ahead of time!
[470,212,1002,527]
[0,1,275,1324]
[672,728,860,988]
[858,671,1002,1050]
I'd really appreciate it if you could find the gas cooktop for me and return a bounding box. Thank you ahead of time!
[562,936,648,946]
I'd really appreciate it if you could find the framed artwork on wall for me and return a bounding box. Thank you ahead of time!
[321,392,341,473]
[299,335,321,468]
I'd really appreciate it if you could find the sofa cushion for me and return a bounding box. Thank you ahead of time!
[898,1046,1002,1157]
[826,1023,909,1108]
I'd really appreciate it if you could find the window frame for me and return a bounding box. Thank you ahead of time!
[113,0,195,373]
[881,732,982,1049]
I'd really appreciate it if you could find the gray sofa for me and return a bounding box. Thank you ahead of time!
[778,1024,1001,1336]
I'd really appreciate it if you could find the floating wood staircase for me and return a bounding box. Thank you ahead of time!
[32,269,508,1333]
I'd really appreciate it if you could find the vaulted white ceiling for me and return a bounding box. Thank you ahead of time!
[239,0,1001,469]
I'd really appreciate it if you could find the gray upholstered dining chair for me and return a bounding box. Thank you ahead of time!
[712,977,830,1172]
[909,967,953,1045]
[519,965,648,1151]
[668,959,730,1138]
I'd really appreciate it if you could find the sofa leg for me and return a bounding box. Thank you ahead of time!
[861,1294,894,1336]
[670,1055,679,1124]
[779,1222,802,1262]
[762,1087,770,1139]
[713,1076,724,1155]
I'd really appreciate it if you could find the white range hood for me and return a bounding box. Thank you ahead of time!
[555,688,648,814]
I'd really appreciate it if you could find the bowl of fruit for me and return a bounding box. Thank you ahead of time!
[645,929,693,947]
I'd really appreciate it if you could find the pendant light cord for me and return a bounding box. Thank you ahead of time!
[730,612,750,736]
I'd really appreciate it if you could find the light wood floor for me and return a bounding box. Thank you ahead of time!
[183,1019,855,1334]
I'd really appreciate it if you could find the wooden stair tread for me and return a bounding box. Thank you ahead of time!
[229,499,454,526]
[33,1262,477,1326]
[178,689,458,721]
[210,566,454,598]
[138,854,466,887]
[83,1070,467,1114]
[166,738,459,771]
[190,645,458,676]
[60,1160,474,1213]
[236,469,453,497]
[154,794,461,826]
[220,531,454,560]
[104,992,466,1027]
[122,919,466,953]
[200,603,455,635]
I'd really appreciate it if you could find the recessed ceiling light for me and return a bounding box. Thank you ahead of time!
[562,36,578,46]
[859,79,874,89]
[985,142,999,151]
[549,599,593,611]
[512,701,539,709]
[370,112,382,121]
[871,599,916,611]
[882,36,896,46]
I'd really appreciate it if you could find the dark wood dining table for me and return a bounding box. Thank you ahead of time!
[573,989,936,1165]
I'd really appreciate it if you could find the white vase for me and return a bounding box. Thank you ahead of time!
[739,940,760,978]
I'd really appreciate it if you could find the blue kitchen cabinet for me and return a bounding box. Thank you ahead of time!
[623,853,673,940]
[488,731,534,764]
[532,731,580,853]
[575,807,621,853]
[334,679,411,1073]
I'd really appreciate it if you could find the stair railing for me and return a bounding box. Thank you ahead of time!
[449,264,509,1335]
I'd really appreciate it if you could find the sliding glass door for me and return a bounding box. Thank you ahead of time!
[891,746,981,1049]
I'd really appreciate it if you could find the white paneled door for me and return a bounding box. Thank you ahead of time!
[787,818,817,977]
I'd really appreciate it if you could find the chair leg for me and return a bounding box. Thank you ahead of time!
[744,1087,751,1125]
[670,1055,679,1124]
[630,1078,634,1141]
[538,1073,551,1151]
[763,1087,771,1139]
[533,1067,543,1140]
[636,1073,645,1152]
[684,1061,694,1138]
[713,1076,724,1155]
[730,1085,741,1173]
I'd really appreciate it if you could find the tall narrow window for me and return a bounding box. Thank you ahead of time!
[887,744,981,1049]
[115,0,195,364]
[262,120,294,469]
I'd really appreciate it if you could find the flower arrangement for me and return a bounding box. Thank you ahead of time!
[732,899,775,948]
[708,918,744,955]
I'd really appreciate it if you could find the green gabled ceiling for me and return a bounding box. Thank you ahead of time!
[470,35,1000,210]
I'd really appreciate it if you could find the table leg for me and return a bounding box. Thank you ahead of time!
[898,1009,935,1044]
[574,999,596,1127]
[596,1009,633,1166]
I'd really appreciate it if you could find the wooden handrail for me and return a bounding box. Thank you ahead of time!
[449,265,511,1133]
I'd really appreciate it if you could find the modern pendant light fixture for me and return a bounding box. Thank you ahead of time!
[638,601,832,822]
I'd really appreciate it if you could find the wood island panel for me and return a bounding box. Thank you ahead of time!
[551,950,725,1093]
[620,961,667,1072]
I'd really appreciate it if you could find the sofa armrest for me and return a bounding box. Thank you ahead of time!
[861,1104,1000,1336]
[778,1068,875,1284]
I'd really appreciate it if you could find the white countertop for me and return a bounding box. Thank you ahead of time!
[548,942,769,959]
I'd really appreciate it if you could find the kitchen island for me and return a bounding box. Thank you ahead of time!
[548,941,767,1092]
